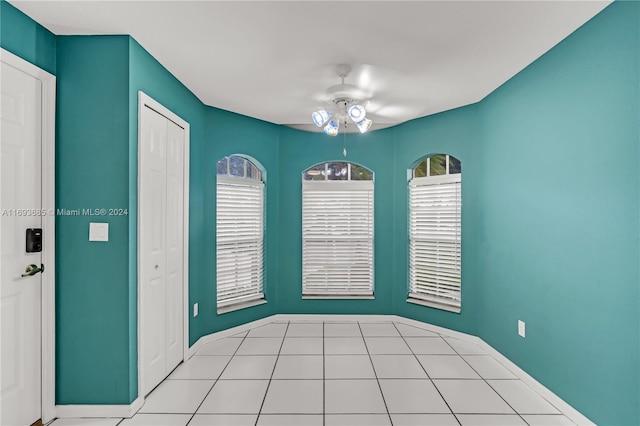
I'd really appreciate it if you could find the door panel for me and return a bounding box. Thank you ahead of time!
[140,106,168,394]
[1,61,42,426]
[165,120,184,370]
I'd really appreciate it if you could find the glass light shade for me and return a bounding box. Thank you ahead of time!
[355,117,372,133]
[324,120,339,136]
[348,104,366,122]
[312,109,331,127]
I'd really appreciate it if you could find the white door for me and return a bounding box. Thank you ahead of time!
[1,61,43,425]
[139,103,185,395]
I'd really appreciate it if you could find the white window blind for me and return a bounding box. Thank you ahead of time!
[409,174,461,311]
[302,181,374,296]
[216,176,264,308]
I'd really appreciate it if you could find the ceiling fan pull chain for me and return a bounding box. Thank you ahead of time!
[343,120,348,157]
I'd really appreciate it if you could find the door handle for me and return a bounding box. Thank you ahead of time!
[21,264,44,277]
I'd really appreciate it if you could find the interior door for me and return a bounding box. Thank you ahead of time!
[165,120,185,370]
[140,105,168,394]
[1,61,43,426]
[140,103,185,395]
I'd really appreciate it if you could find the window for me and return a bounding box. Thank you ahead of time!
[302,162,374,297]
[409,154,462,312]
[216,155,265,312]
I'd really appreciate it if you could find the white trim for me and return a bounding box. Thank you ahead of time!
[137,92,190,406]
[192,314,594,426]
[1,48,57,424]
[55,397,143,419]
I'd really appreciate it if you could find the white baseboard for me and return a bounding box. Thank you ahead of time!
[55,396,143,419]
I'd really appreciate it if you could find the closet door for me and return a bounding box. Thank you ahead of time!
[165,120,185,370]
[139,104,185,395]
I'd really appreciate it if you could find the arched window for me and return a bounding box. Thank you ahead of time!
[409,154,462,312]
[302,162,374,297]
[216,155,265,312]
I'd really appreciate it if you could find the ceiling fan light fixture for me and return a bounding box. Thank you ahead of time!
[347,104,366,122]
[324,119,339,136]
[355,117,372,133]
[312,109,331,127]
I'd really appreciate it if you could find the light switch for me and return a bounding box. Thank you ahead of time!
[89,222,109,242]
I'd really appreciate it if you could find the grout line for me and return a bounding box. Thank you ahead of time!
[322,322,326,426]
[254,322,290,426]
[391,321,461,426]
[439,334,528,424]
[184,331,251,425]
[357,322,394,426]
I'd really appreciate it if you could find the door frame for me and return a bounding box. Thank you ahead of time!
[137,91,190,401]
[0,48,57,423]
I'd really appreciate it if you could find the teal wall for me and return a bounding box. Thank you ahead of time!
[0,0,56,75]
[56,36,132,404]
[277,127,395,315]
[392,105,480,335]
[475,2,639,424]
[204,108,279,331]
[3,0,639,423]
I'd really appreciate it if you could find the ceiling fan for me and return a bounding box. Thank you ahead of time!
[311,64,373,136]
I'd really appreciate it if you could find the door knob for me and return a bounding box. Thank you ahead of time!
[22,264,44,277]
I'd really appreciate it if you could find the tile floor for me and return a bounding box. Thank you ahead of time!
[50,321,578,426]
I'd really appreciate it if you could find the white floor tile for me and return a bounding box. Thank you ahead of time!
[394,323,440,337]
[197,380,269,414]
[325,414,392,425]
[325,337,368,354]
[379,379,450,414]
[370,355,428,379]
[235,337,283,355]
[463,355,517,379]
[444,338,486,355]
[229,331,248,338]
[458,414,527,426]
[325,355,376,379]
[417,355,480,379]
[521,414,575,425]
[325,380,387,414]
[488,380,560,414]
[457,414,528,425]
[257,414,323,426]
[272,355,323,379]
[404,337,457,354]
[364,337,412,355]
[168,355,231,380]
[261,380,323,414]
[188,414,257,426]
[286,323,323,337]
[50,419,122,426]
[197,338,242,355]
[280,337,323,355]
[360,323,400,337]
[119,413,191,426]
[324,323,362,337]
[390,414,459,425]
[247,323,288,338]
[220,355,277,379]
[139,380,213,414]
[433,380,515,414]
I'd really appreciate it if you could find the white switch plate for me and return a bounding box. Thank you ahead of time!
[89,222,109,242]
[518,320,526,338]
[193,303,198,317]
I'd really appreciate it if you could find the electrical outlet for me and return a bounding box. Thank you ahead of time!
[518,320,526,338]
[193,303,198,317]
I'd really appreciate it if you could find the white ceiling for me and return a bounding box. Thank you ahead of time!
[10,0,611,133]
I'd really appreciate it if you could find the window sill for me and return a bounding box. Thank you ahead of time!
[302,295,375,300]
[217,298,267,315]
[406,297,461,314]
